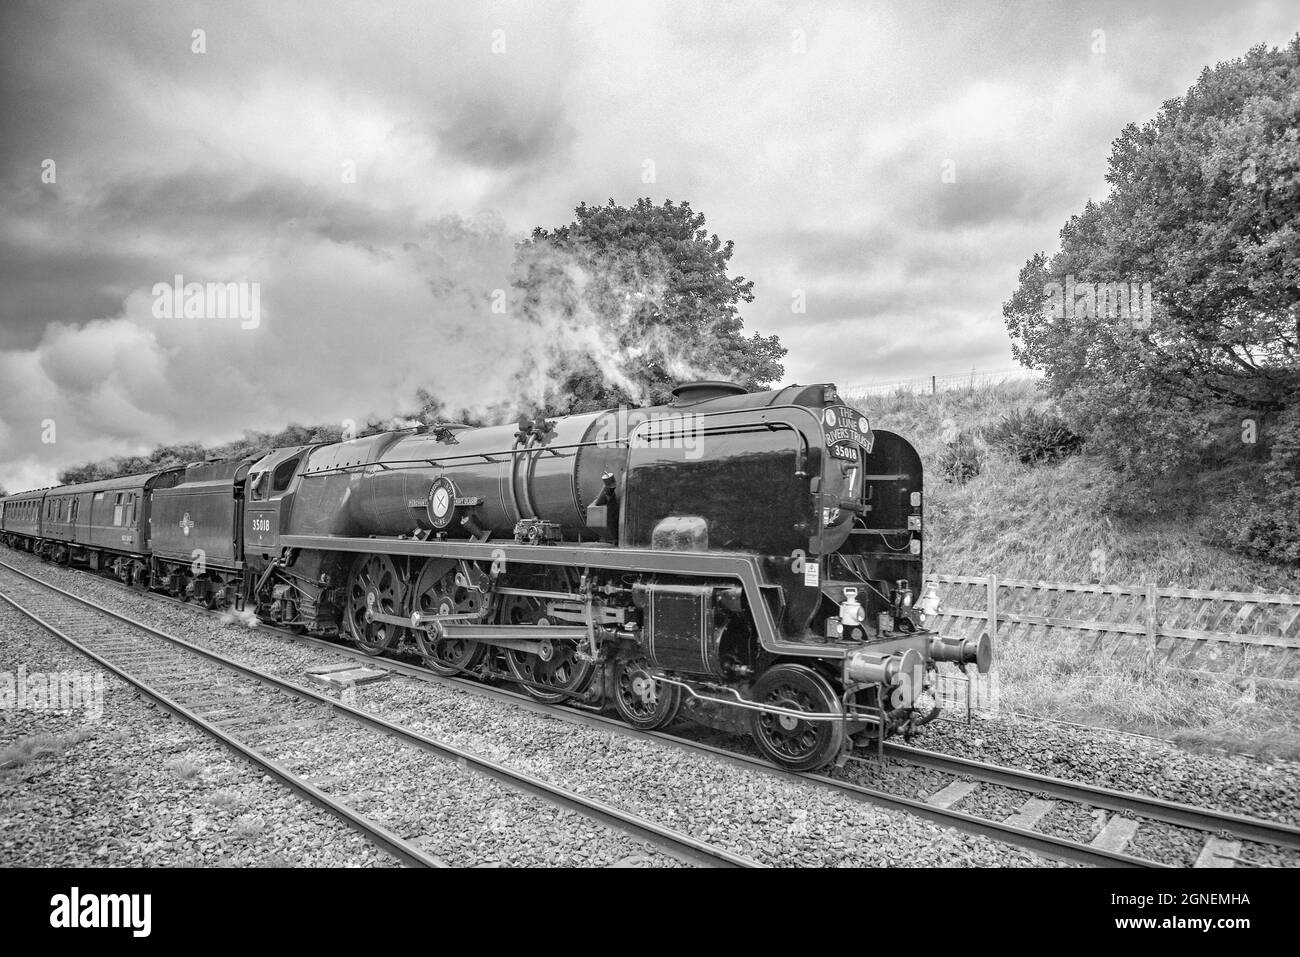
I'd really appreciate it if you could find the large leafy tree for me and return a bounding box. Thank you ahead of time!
[1003,38,1300,485]
[1002,38,1299,558]
[513,198,785,413]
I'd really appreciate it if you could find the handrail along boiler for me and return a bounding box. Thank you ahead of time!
[0,381,990,770]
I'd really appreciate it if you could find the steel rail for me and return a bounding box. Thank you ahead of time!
[0,559,758,869]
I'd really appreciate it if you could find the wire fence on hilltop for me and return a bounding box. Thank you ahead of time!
[839,367,1041,399]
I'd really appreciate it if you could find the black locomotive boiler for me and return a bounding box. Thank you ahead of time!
[1,381,990,770]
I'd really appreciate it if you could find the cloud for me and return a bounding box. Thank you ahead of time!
[2,0,1298,488]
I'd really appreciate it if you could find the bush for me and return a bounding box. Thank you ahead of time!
[938,430,983,485]
[984,408,1084,465]
[1206,406,1300,565]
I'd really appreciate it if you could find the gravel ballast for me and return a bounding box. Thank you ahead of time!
[0,602,399,867]
[910,711,1300,826]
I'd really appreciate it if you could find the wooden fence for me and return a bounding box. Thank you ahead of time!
[925,574,1300,692]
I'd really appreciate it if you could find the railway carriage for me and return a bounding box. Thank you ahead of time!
[3,471,183,579]
[1,488,48,551]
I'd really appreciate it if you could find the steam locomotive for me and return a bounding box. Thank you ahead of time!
[1,381,990,770]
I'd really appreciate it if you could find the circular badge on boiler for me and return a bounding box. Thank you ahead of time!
[427,476,458,529]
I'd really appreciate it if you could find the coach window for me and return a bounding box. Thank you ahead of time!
[70,499,78,524]
[126,493,138,525]
[113,493,125,526]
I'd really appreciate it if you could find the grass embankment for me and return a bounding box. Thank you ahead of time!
[851,380,1300,758]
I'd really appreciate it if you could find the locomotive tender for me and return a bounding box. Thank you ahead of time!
[1,381,990,770]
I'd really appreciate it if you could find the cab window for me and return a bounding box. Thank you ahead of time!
[250,471,270,501]
[272,457,300,494]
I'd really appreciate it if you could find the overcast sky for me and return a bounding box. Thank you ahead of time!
[1,0,1297,491]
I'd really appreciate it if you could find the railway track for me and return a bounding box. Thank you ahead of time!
[0,558,759,868]
[873,744,1300,865]
[7,549,1299,868]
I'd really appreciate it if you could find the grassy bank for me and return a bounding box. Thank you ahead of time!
[851,380,1300,754]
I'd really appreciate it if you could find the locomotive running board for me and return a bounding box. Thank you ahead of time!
[280,534,844,661]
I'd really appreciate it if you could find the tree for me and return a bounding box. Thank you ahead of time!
[1003,38,1300,512]
[513,198,785,413]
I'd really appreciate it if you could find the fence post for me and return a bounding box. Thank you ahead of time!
[987,573,998,643]
[1145,582,1157,667]
[931,375,936,394]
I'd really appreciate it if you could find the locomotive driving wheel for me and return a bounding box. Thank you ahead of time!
[345,553,405,656]
[748,664,846,771]
[612,658,681,730]
[500,595,593,703]
[410,560,486,676]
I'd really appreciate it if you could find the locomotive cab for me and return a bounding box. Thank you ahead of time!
[244,445,315,563]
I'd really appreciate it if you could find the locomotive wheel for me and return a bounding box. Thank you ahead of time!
[612,658,681,730]
[748,664,846,771]
[411,561,486,676]
[500,596,593,703]
[345,553,405,656]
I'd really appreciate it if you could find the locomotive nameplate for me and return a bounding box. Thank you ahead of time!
[822,405,874,457]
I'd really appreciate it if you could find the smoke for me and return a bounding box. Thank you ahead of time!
[502,238,725,413]
[220,606,262,630]
[0,211,727,491]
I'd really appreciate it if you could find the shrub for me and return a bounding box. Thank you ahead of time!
[938,430,983,485]
[984,408,1084,465]
[1206,405,1300,565]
